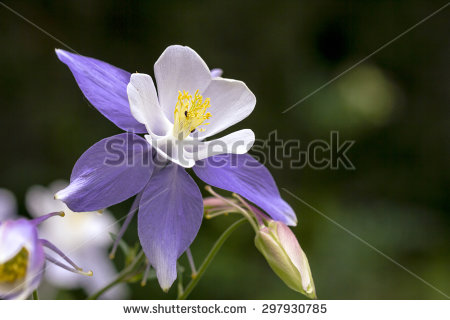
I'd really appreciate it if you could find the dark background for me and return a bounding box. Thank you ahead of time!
[0,0,448,299]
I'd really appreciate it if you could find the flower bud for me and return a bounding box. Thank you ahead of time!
[255,220,316,299]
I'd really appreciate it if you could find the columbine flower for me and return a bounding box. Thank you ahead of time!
[26,181,127,299]
[54,45,297,290]
[253,208,316,299]
[0,213,92,299]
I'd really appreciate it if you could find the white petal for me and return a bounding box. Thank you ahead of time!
[0,220,36,263]
[40,209,119,292]
[38,210,116,252]
[48,180,70,195]
[0,188,16,220]
[80,210,117,247]
[127,73,171,136]
[82,250,128,298]
[0,219,44,300]
[144,134,196,168]
[26,185,66,218]
[154,45,212,122]
[186,129,255,161]
[44,251,82,288]
[198,78,256,139]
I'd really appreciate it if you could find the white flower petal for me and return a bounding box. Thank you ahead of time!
[0,219,44,300]
[25,181,121,294]
[45,248,128,298]
[144,134,196,168]
[0,220,36,264]
[186,129,255,161]
[0,188,16,220]
[198,78,256,139]
[83,250,128,298]
[154,45,212,122]
[26,185,66,218]
[48,180,70,194]
[44,251,83,288]
[127,73,171,135]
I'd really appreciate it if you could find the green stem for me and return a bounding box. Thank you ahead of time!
[32,290,39,300]
[178,218,246,300]
[87,251,145,300]
[177,263,184,298]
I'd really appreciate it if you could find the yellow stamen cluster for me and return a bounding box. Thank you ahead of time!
[173,90,211,139]
[0,247,29,283]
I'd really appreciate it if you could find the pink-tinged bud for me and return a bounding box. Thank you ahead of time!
[255,220,316,299]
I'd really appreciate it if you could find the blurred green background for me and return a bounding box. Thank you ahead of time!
[0,0,449,299]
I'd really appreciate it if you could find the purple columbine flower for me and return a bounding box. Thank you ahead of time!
[54,45,297,291]
[0,213,92,299]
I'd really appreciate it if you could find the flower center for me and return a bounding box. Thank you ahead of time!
[172,90,211,139]
[0,247,29,283]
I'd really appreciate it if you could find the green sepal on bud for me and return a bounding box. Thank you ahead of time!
[255,220,316,299]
